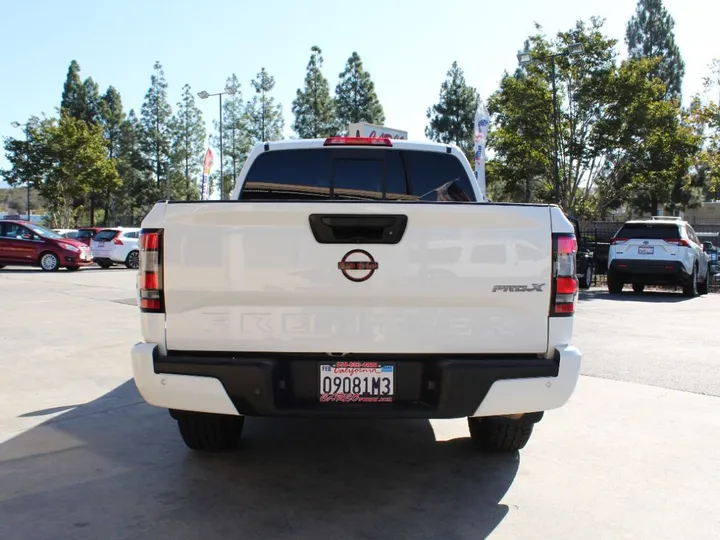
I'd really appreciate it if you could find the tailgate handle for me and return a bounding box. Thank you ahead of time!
[308,214,408,244]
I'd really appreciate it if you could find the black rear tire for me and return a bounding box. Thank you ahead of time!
[579,266,593,290]
[632,283,645,294]
[176,412,244,452]
[468,417,535,453]
[66,266,80,272]
[607,272,623,294]
[682,266,698,298]
[97,262,112,269]
[698,266,709,296]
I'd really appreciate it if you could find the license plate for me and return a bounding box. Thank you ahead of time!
[99,241,105,247]
[319,362,394,403]
[638,246,654,255]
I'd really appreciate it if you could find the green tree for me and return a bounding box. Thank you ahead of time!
[99,86,126,223]
[246,68,284,143]
[0,112,120,227]
[170,84,206,200]
[292,46,337,138]
[116,110,157,224]
[626,0,685,99]
[426,61,479,163]
[82,77,101,125]
[60,60,85,119]
[334,52,385,130]
[211,74,251,198]
[140,61,174,194]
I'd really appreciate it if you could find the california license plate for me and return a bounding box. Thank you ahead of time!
[638,246,654,255]
[99,241,105,247]
[319,362,394,403]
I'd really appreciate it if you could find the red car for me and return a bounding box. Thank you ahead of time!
[74,227,104,246]
[0,220,94,272]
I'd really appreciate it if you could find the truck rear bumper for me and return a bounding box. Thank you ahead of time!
[131,343,581,419]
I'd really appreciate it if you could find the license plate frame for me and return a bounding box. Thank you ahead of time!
[319,362,394,403]
[98,241,105,247]
[638,246,654,255]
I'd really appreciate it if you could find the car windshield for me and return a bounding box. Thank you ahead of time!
[27,224,63,239]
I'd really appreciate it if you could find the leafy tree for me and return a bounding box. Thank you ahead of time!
[60,60,85,119]
[426,61,479,163]
[334,52,385,130]
[99,86,126,223]
[246,67,284,143]
[626,0,685,99]
[0,112,120,227]
[140,61,174,194]
[170,84,206,200]
[292,46,337,138]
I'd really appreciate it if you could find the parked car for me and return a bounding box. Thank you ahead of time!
[608,216,710,296]
[131,136,583,454]
[74,227,104,246]
[567,216,594,289]
[53,228,78,239]
[90,228,141,269]
[0,220,94,272]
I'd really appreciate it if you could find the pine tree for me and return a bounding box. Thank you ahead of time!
[82,77,101,125]
[61,60,85,119]
[140,61,173,194]
[292,46,337,138]
[425,61,479,162]
[246,68,284,144]
[626,0,685,98]
[117,110,155,223]
[170,84,206,200]
[211,74,251,197]
[334,52,385,130]
[99,86,126,223]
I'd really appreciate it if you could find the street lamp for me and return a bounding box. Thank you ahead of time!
[517,42,585,206]
[197,87,237,199]
[10,120,34,221]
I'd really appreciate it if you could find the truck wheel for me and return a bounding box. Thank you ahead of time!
[175,412,244,452]
[607,272,623,294]
[632,283,645,294]
[467,417,535,453]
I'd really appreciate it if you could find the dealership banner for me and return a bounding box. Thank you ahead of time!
[200,148,214,200]
[474,100,489,201]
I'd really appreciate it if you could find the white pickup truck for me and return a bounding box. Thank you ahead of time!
[131,136,582,453]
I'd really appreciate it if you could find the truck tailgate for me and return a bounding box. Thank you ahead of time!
[160,202,552,354]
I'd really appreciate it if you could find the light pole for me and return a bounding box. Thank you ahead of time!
[517,42,585,207]
[10,120,33,221]
[198,87,237,199]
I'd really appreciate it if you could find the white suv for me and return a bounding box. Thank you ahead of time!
[608,217,710,296]
[90,228,141,269]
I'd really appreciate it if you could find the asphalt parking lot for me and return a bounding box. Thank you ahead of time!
[1,268,719,539]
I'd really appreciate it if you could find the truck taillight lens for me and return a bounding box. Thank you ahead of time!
[138,229,164,313]
[551,234,578,316]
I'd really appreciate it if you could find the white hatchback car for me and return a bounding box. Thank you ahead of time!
[608,216,710,297]
[90,228,141,269]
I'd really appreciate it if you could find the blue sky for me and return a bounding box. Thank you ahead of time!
[1,0,718,186]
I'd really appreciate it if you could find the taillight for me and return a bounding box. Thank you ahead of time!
[113,238,124,245]
[610,237,628,245]
[138,229,163,313]
[551,234,578,316]
[664,238,689,247]
[323,136,393,147]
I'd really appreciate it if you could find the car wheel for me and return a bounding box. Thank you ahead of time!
[39,252,60,272]
[467,416,535,453]
[698,265,709,296]
[579,265,593,290]
[682,266,698,298]
[175,412,244,452]
[125,250,139,270]
[97,261,112,269]
[632,283,645,294]
[607,272,623,294]
[66,266,80,272]
[0,265,5,269]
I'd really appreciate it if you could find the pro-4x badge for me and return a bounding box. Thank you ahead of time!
[492,283,546,292]
[338,249,378,282]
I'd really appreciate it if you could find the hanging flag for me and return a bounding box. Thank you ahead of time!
[474,99,490,201]
[200,148,214,201]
